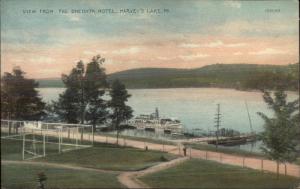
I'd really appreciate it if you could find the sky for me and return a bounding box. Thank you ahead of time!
[1,0,299,78]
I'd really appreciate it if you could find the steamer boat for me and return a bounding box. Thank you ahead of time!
[127,108,183,135]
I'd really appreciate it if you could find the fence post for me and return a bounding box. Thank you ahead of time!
[61,129,63,144]
[242,157,245,168]
[261,159,264,172]
[46,124,49,142]
[206,151,208,160]
[58,131,61,153]
[284,163,287,176]
[43,133,46,157]
[76,127,78,149]
[92,127,94,146]
[220,153,222,162]
[22,134,25,160]
[189,148,192,159]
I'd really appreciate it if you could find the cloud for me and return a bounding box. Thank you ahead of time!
[213,19,298,36]
[233,52,243,56]
[83,50,107,55]
[66,14,81,22]
[248,48,287,55]
[112,46,141,55]
[225,43,247,47]
[224,1,241,9]
[157,56,174,61]
[83,50,95,55]
[179,53,210,61]
[203,40,223,47]
[179,43,201,48]
[179,41,246,48]
[29,56,56,64]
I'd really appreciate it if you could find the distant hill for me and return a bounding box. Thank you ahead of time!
[37,63,299,90]
[38,78,64,88]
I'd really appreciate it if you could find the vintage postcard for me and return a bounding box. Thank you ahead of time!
[1,0,299,188]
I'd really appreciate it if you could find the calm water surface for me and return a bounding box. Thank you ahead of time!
[37,88,298,133]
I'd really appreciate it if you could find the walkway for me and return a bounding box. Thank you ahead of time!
[118,157,188,188]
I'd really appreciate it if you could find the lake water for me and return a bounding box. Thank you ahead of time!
[37,87,298,153]
[37,88,298,133]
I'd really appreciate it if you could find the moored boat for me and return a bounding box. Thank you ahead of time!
[126,108,183,134]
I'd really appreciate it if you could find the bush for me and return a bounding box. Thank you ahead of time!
[160,155,168,162]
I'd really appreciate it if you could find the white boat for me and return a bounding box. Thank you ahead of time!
[126,108,183,134]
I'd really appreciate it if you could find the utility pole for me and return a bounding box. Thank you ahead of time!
[214,104,221,149]
[245,101,253,134]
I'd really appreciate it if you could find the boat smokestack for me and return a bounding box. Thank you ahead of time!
[155,107,159,119]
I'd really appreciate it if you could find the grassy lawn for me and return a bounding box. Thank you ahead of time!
[2,137,176,171]
[140,159,300,189]
[1,163,123,189]
[35,142,177,171]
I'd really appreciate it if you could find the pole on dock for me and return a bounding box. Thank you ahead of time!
[245,101,254,134]
[214,104,221,149]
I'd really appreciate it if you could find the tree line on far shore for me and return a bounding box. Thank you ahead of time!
[38,63,299,91]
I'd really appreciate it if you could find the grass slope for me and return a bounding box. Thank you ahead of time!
[140,158,300,189]
[35,142,176,171]
[1,163,123,189]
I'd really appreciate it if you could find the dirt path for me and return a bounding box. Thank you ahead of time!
[118,157,189,189]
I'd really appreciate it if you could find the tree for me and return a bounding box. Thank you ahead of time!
[51,55,109,134]
[84,55,109,136]
[1,67,45,121]
[109,79,133,145]
[257,88,299,178]
[51,61,83,123]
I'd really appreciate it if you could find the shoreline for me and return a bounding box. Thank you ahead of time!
[36,86,299,93]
